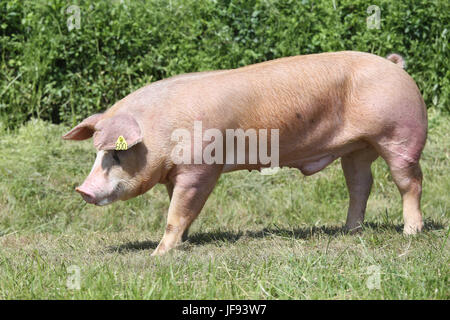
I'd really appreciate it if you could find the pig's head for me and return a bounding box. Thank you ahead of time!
[63,112,156,206]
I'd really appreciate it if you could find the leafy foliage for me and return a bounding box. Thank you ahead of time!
[1,0,449,128]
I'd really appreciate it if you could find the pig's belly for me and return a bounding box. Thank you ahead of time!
[288,154,337,175]
[221,140,368,175]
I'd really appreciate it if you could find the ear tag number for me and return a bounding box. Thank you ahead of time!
[115,136,128,150]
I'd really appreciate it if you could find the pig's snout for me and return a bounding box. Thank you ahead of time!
[75,186,97,204]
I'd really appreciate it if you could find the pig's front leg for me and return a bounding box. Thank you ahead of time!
[165,182,189,242]
[152,166,222,256]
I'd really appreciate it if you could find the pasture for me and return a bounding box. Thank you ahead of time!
[0,0,448,300]
[0,109,448,299]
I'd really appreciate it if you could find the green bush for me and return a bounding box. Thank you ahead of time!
[0,0,449,128]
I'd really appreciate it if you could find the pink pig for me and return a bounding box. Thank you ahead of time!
[63,51,427,255]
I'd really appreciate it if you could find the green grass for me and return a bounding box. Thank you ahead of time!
[0,110,448,299]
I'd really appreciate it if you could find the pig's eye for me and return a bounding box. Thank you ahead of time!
[112,151,121,164]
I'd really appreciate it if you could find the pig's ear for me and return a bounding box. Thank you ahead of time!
[62,114,103,141]
[93,113,143,151]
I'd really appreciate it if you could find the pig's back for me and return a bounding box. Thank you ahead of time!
[111,51,424,152]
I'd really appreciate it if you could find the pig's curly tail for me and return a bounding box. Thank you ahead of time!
[386,53,406,69]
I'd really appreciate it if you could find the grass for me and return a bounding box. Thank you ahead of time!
[0,109,448,299]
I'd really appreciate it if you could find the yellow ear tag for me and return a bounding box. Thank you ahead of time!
[115,136,128,150]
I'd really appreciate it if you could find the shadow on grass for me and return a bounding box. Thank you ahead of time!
[108,240,159,253]
[108,219,446,253]
[188,219,445,245]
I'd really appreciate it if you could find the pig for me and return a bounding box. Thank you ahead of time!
[63,51,427,256]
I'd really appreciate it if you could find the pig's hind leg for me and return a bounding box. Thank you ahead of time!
[371,125,426,235]
[389,162,424,234]
[152,166,222,256]
[379,147,425,235]
[341,147,379,232]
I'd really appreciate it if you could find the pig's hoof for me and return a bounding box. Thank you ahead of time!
[151,243,168,256]
[403,222,424,235]
[151,250,163,256]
